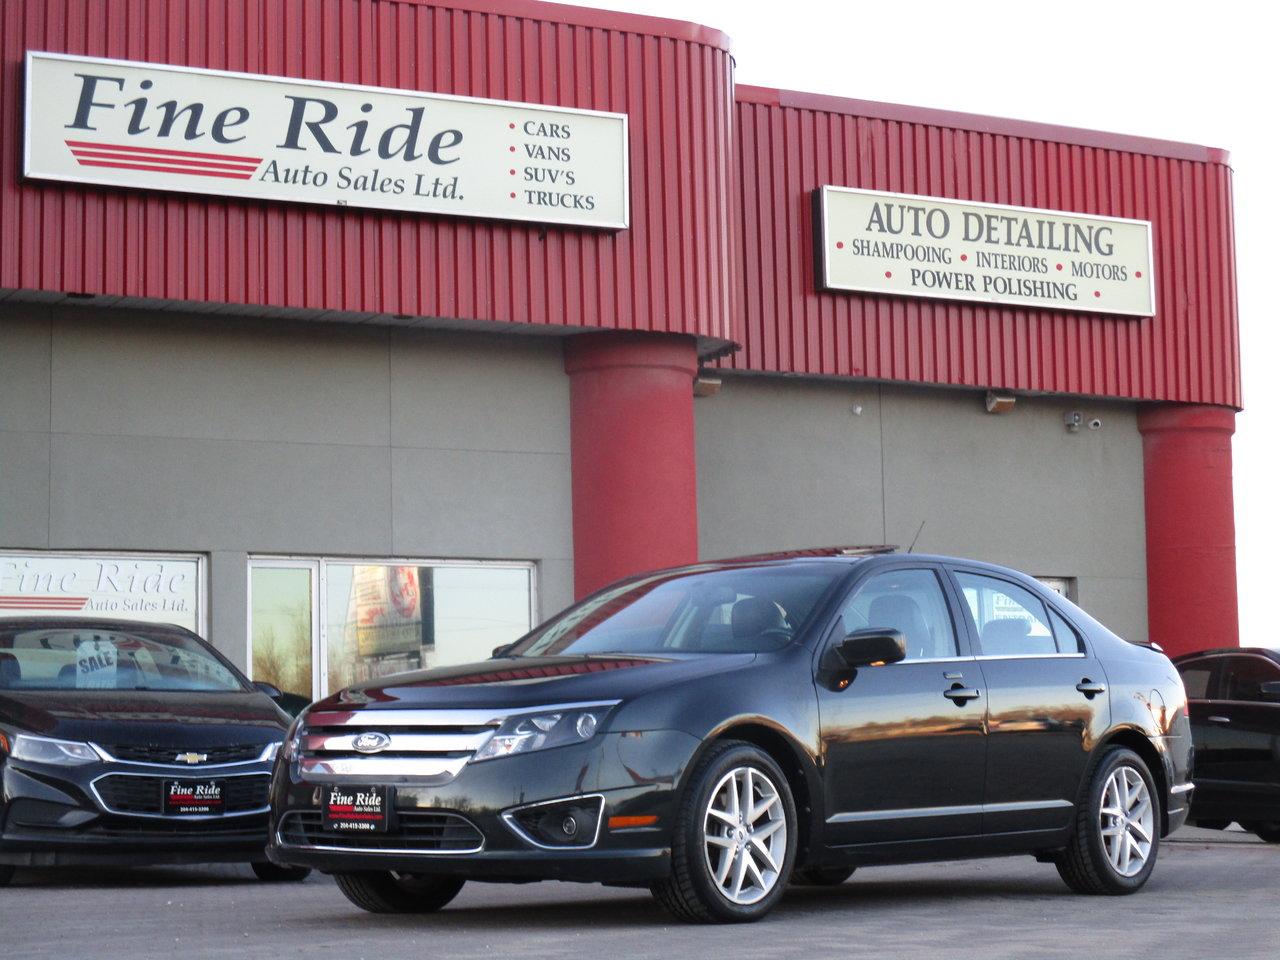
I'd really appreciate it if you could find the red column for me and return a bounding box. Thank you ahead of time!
[1138,404,1239,658]
[564,332,700,598]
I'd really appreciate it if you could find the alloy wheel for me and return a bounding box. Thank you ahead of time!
[1099,764,1154,877]
[702,765,788,905]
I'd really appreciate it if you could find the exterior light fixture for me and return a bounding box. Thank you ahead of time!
[693,374,722,398]
[985,391,1016,414]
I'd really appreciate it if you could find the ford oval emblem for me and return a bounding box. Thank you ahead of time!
[352,732,391,754]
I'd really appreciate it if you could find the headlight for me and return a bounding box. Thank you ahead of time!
[280,715,305,761]
[10,733,102,765]
[473,704,614,762]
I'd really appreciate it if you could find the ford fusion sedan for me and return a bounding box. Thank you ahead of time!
[268,551,1192,922]
[1173,647,1280,842]
[0,617,309,886]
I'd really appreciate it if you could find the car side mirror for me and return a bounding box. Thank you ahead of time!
[1260,680,1280,701]
[492,643,513,659]
[253,680,283,700]
[837,629,908,669]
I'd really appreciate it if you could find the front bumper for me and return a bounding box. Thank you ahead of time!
[0,756,277,867]
[268,729,701,883]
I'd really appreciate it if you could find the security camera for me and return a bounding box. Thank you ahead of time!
[1063,411,1083,433]
[1088,418,1103,431]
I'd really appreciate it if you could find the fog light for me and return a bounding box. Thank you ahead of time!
[503,795,604,849]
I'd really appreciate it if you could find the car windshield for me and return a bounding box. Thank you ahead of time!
[506,564,847,657]
[0,625,248,692]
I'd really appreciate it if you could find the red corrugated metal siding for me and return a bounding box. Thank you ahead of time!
[723,88,1242,409]
[0,0,736,343]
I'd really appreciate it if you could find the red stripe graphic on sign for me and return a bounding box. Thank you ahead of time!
[69,149,259,173]
[64,140,263,180]
[0,596,88,608]
[64,139,263,164]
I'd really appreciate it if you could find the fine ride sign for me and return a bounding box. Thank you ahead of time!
[815,186,1154,317]
[24,51,629,229]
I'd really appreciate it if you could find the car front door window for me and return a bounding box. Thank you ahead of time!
[837,568,959,661]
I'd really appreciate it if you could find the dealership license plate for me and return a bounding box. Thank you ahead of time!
[323,785,390,833]
[164,779,225,816]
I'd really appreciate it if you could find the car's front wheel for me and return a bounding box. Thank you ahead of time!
[251,861,312,882]
[1056,746,1160,895]
[0,864,14,888]
[333,872,466,913]
[650,740,797,923]
[1242,821,1280,843]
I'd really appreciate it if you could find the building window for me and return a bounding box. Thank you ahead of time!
[248,557,535,701]
[0,550,205,634]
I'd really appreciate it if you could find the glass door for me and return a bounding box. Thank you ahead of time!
[248,560,321,702]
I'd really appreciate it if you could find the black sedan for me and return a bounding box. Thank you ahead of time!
[0,617,310,886]
[1173,647,1280,842]
[268,551,1193,922]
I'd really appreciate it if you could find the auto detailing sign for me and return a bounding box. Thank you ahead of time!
[816,186,1154,317]
[0,553,201,632]
[24,51,629,229]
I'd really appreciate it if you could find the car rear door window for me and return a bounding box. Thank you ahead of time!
[838,568,959,661]
[955,572,1067,657]
[1219,656,1280,703]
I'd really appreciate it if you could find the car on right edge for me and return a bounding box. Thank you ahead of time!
[1173,647,1280,842]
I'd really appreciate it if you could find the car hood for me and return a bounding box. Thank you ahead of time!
[0,688,288,745]
[312,653,758,713]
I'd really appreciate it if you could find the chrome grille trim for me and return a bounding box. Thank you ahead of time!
[301,731,493,754]
[297,755,469,783]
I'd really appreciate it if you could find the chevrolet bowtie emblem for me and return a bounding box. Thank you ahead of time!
[175,752,207,765]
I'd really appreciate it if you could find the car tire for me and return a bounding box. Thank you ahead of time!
[1056,746,1160,895]
[333,872,466,914]
[791,866,856,886]
[251,861,312,882]
[0,864,14,888]
[1242,822,1280,843]
[650,740,797,923]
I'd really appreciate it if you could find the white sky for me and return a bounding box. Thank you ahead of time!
[598,0,1276,648]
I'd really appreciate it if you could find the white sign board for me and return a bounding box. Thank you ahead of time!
[816,186,1154,316]
[24,51,629,229]
[0,553,203,633]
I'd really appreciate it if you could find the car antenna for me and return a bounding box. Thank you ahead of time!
[907,521,926,553]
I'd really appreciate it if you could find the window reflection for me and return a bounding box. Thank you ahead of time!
[324,563,532,692]
[250,567,313,700]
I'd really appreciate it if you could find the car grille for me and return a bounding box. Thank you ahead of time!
[277,809,484,852]
[94,775,270,815]
[296,708,503,783]
[102,743,266,765]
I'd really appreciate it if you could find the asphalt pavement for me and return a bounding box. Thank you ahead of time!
[3,828,1276,960]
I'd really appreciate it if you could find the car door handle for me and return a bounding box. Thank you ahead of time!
[1076,679,1107,698]
[943,684,982,704]
[1207,715,1231,724]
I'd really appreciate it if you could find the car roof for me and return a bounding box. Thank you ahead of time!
[0,616,193,634]
[1172,647,1280,663]
[658,551,1056,592]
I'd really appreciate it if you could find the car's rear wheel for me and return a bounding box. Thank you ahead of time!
[1056,746,1159,895]
[252,861,312,882]
[333,871,465,913]
[0,864,14,888]
[791,866,856,886]
[651,740,797,923]
[1242,821,1280,843]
